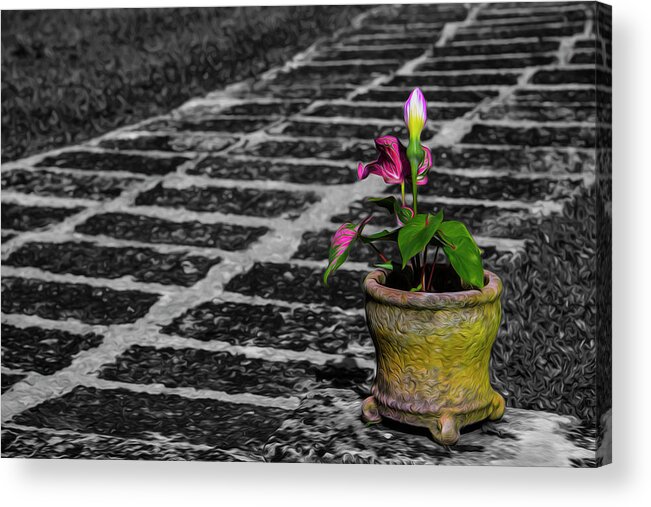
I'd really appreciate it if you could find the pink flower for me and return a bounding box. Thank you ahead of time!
[357,136,410,185]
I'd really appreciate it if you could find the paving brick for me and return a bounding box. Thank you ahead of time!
[355,88,498,103]
[216,101,309,116]
[333,199,537,238]
[514,87,605,103]
[477,8,587,22]
[311,46,426,62]
[305,103,473,121]
[99,346,372,397]
[531,69,610,86]
[266,62,401,86]
[480,103,597,123]
[417,55,557,71]
[415,171,579,201]
[574,39,597,49]
[260,84,357,100]
[430,145,594,173]
[432,40,559,57]
[461,124,595,148]
[1,373,26,394]
[98,134,235,153]
[235,138,376,161]
[5,242,221,287]
[386,72,519,87]
[596,104,611,124]
[1,168,142,201]
[135,183,319,218]
[1,277,158,325]
[11,386,288,449]
[268,120,437,140]
[569,50,603,65]
[336,33,434,47]
[98,135,187,152]
[138,117,274,133]
[189,157,356,185]
[1,203,83,231]
[453,22,584,41]
[76,212,268,251]
[36,151,189,176]
[161,301,373,358]
[225,262,365,309]
[1,427,242,461]
[1,324,104,375]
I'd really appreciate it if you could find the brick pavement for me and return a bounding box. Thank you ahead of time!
[1,2,610,465]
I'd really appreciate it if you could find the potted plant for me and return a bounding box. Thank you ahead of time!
[323,88,505,446]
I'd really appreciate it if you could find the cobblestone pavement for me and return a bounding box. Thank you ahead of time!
[1,2,610,465]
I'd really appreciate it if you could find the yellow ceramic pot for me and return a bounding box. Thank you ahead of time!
[361,267,505,446]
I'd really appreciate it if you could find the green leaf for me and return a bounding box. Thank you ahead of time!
[374,261,394,270]
[410,283,423,292]
[397,210,444,269]
[361,228,398,243]
[368,196,413,224]
[437,221,485,289]
[368,196,399,215]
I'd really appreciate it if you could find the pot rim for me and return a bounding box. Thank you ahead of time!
[363,268,502,310]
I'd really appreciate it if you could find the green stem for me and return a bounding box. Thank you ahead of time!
[400,182,406,206]
[407,140,421,215]
[427,245,440,292]
[410,162,419,215]
[410,257,418,283]
[421,244,427,291]
[367,242,389,264]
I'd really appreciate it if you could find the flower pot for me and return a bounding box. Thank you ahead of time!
[361,266,505,446]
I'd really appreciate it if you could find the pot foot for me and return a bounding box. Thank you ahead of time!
[430,414,460,446]
[361,396,382,424]
[488,393,506,421]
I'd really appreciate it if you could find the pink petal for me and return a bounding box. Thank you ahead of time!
[357,162,369,180]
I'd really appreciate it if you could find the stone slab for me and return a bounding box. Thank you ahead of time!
[263,388,596,466]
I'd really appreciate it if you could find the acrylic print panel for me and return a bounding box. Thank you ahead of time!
[1,1,611,466]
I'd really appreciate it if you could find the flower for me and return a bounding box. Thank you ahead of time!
[323,217,372,286]
[357,135,410,185]
[357,135,432,187]
[404,87,427,141]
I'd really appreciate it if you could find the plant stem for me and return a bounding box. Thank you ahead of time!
[411,178,418,215]
[427,245,440,292]
[421,244,427,290]
[400,182,406,206]
[410,257,418,283]
[367,242,389,264]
